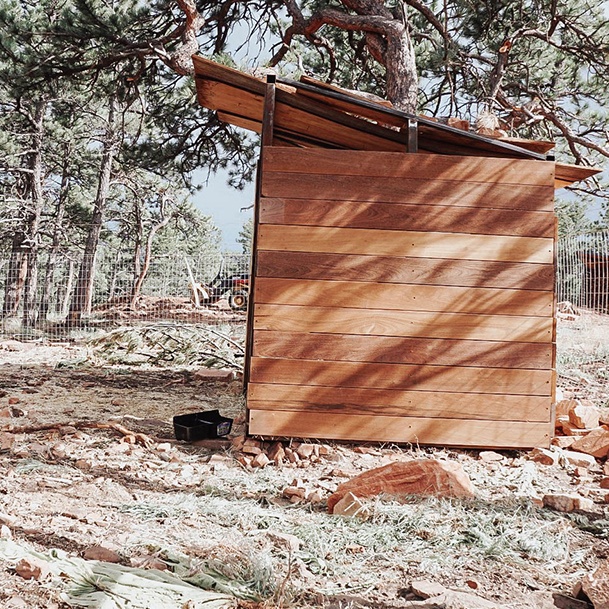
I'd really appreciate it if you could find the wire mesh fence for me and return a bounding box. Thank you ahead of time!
[0,249,251,341]
[557,230,609,313]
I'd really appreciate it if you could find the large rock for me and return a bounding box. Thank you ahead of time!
[578,559,609,609]
[569,405,601,430]
[542,494,594,513]
[327,459,474,512]
[571,429,609,459]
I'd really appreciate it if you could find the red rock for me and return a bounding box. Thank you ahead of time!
[332,492,370,519]
[563,450,597,468]
[556,398,577,418]
[571,429,609,458]
[570,404,600,430]
[411,580,447,599]
[251,453,270,468]
[0,432,15,452]
[267,442,285,463]
[7,397,20,405]
[83,545,121,563]
[600,478,609,489]
[529,448,558,466]
[327,459,474,512]
[296,444,315,459]
[579,559,609,609]
[561,420,595,436]
[543,494,594,513]
[15,557,49,580]
[552,436,577,449]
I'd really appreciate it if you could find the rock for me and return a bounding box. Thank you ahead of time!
[284,447,300,463]
[571,429,609,459]
[479,451,504,462]
[411,580,448,599]
[318,444,332,456]
[600,478,609,489]
[296,443,315,459]
[563,450,597,469]
[193,368,235,383]
[15,557,50,580]
[306,489,324,503]
[283,486,306,500]
[562,421,596,436]
[242,445,262,456]
[231,435,246,450]
[7,396,20,405]
[542,494,594,513]
[327,459,474,512]
[552,592,594,609]
[0,432,15,452]
[553,436,578,449]
[83,545,121,563]
[578,559,609,609]
[530,448,558,466]
[332,492,370,519]
[265,530,302,552]
[556,399,578,418]
[570,405,601,430]
[251,452,270,468]
[267,442,285,463]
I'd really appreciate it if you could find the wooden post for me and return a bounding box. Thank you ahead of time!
[261,75,276,148]
[407,118,418,153]
[243,75,277,394]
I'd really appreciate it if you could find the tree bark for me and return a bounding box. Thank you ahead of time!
[68,95,119,326]
[130,198,172,309]
[2,99,47,329]
[40,141,71,320]
[274,1,419,112]
[21,100,47,328]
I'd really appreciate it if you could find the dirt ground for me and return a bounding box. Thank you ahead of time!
[0,320,608,609]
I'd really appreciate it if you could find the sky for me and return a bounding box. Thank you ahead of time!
[192,168,254,251]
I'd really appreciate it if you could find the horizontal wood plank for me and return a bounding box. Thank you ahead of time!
[263,148,555,186]
[260,198,555,238]
[249,357,553,395]
[256,251,554,291]
[252,331,553,369]
[254,277,553,317]
[257,225,554,264]
[262,173,554,212]
[254,304,554,343]
[247,410,551,448]
[247,383,551,421]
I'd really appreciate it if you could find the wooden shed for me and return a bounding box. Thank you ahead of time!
[192,57,600,449]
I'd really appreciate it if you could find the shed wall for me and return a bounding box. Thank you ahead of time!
[247,148,556,448]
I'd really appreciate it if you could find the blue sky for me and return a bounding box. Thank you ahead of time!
[193,168,254,251]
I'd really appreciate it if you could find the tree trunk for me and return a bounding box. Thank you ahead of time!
[22,100,47,328]
[2,237,28,324]
[68,95,119,326]
[40,141,71,320]
[3,99,47,329]
[130,201,172,309]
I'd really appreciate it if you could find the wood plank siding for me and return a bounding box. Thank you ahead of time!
[246,148,556,448]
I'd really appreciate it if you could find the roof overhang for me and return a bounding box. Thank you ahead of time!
[192,56,602,190]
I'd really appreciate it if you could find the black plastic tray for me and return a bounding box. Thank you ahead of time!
[173,410,233,441]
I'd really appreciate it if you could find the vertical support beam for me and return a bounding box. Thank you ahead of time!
[243,75,277,400]
[407,118,418,153]
[261,74,277,148]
